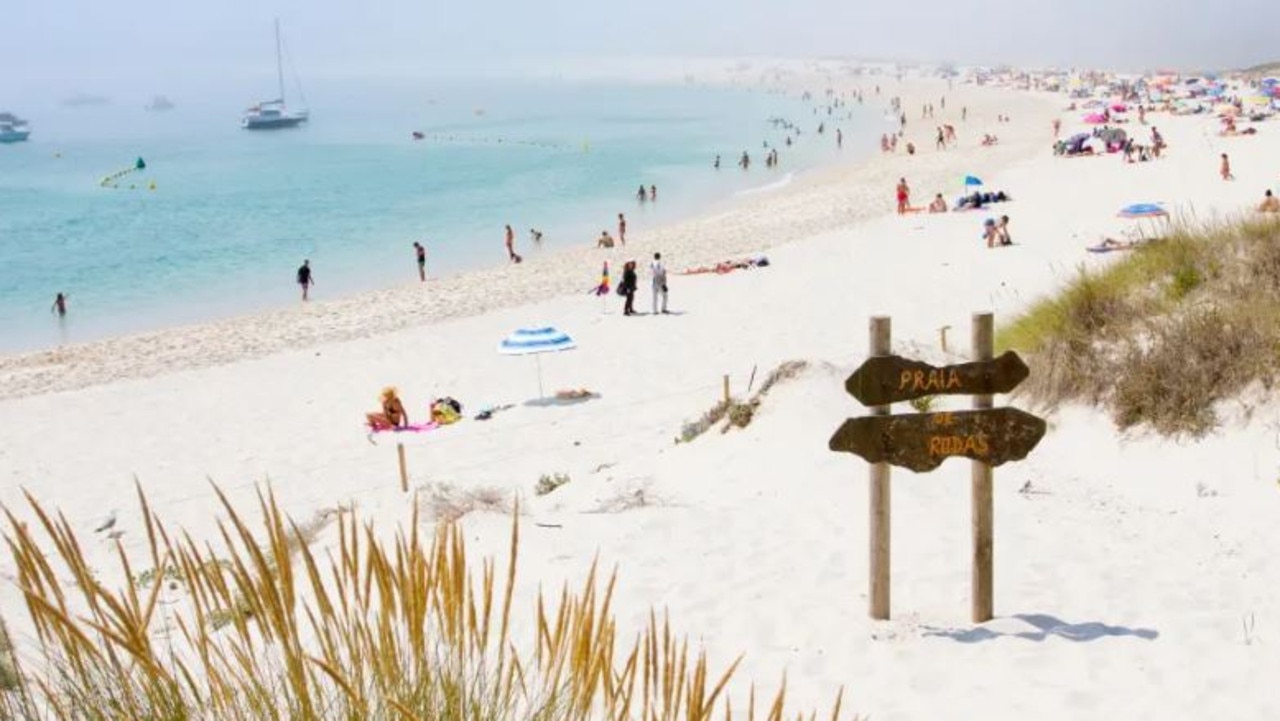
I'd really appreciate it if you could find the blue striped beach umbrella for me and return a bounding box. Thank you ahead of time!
[1117,203,1167,219]
[499,326,577,398]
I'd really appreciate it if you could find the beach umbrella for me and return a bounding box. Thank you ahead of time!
[1117,203,1167,219]
[591,261,610,296]
[964,175,983,187]
[1083,113,1107,124]
[1111,103,1128,112]
[499,326,577,398]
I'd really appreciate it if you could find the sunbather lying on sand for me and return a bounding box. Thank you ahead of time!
[1086,236,1163,252]
[678,255,770,275]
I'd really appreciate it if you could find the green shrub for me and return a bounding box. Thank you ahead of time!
[1001,216,1280,436]
[535,473,571,496]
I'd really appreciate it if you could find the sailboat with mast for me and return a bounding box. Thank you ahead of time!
[241,19,309,130]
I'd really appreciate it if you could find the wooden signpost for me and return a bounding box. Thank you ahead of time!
[829,313,1046,622]
[829,408,1045,472]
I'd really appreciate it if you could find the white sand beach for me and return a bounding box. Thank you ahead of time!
[4,64,1280,719]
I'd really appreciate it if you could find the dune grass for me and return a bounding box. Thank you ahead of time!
[0,484,853,721]
[678,361,810,443]
[998,215,1280,436]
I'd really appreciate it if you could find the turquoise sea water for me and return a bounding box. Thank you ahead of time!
[0,78,874,351]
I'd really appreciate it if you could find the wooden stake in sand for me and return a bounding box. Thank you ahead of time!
[397,443,408,493]
[868,316,892,620]
[971,312,995,623]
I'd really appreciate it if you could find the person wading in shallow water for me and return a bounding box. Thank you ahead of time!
[51,292,68,317]
[414,241,427,282]
[296,260,315,301]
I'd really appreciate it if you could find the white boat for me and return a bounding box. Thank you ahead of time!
[242,19,309,130]
[0,112,30,143]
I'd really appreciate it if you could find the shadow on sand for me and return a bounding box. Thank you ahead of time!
[523,393,602,409]
[923,614,1159,643]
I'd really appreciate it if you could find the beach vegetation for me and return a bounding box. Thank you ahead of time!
[0,485,854,720]
[908,395,937,413]
[999,216,1280,436]
[535,473,572,496]
[677,361,810,443]
[421,482,515,521]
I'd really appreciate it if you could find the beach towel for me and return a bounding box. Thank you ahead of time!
[369,422,440,434]
[1086,242,1141,253]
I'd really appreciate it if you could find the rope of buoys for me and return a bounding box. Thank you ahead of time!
[99,157,149,189]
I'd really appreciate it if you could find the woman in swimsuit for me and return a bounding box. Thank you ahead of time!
[367,387,408,430]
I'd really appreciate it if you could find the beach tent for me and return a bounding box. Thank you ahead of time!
[499,326,577,399]
[1117,203,1167,219]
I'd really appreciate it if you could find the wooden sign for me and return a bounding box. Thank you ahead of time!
[829,407,1045,472]
[843,351,1030,407]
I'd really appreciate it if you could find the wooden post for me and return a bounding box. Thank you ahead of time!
[869,316,892,620]
[971,312,995,622]
[723,374,730,404]
[397,443,409,493]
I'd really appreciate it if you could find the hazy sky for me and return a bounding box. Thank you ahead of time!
[1,0,1274,96]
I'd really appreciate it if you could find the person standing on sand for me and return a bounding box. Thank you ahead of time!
[414,241,426,282]
[51,292,67,317]
[618,213,627,245]
[1221,153,1234,181]
[896,178,910,215]
[962,106,967,121]
[997,215,1014,246]
[297,260,314,301]
[983,219,999,248]
[505,225,522,263]
[1052,118,1061,138]
[837,128,843,149]
[936,126,946,150]
[650,252,668,315]
[620,261,638,316]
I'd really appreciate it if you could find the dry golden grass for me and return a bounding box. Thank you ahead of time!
[0,484,855,721]
[420,482,516,522]
[999,216,1280,436]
